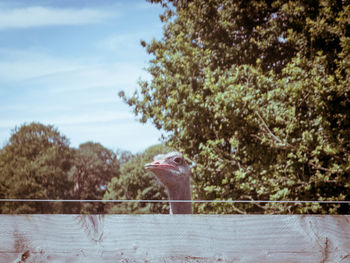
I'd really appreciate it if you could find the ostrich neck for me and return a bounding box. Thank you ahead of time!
[167,178,192,214]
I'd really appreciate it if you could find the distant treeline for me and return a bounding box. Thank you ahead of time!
[0,122,170,214]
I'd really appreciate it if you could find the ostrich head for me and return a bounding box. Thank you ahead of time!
[145,151,192,214]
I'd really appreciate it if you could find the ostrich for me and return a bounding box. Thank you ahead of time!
[145,151,192,214]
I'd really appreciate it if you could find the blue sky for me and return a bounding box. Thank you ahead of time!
[0,0,165,153]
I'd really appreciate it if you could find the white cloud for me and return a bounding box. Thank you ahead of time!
[0,48,149,94]
[46,63,148,93]
[53,111,133,126]
[98,33,140,51]
[0,6,114,29]
[0,57,84,83]
[0,107,133,129]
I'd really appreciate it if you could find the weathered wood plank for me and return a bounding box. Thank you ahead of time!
[0,215,349,262]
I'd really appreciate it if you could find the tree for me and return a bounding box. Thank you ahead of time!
[115,149,134,165]
[69,142,120,213]
[0,123,74,213]
[104,144,170,214]
[120,0,350,214]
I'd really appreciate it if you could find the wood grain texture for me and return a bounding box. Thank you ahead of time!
[0,215,349,263]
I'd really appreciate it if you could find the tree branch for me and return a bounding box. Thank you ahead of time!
[255,111,294,149]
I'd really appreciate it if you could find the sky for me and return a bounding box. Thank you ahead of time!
[0,0,165,153]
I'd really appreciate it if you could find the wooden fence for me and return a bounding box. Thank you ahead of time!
[1,215,350,263]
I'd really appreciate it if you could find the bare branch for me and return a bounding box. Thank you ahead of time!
[254,111,294,149]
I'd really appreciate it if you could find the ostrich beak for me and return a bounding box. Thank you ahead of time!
[145,160,179,172]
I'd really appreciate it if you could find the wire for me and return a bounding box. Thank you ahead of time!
[0,199,349,204]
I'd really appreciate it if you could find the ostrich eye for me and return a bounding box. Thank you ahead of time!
[173,157,183,164]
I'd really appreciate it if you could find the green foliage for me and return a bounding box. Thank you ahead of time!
[121,0,350,214]
[69,142,120,213]
[0,123,127,214]
[104,144,171,214]
[0,123,74,213]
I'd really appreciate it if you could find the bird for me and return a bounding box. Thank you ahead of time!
[145,151,192,214]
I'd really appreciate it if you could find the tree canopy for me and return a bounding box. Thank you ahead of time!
[0,123,126,214]
[121,0,350,214]
[69,142,120,213]
[0,123,74,213]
